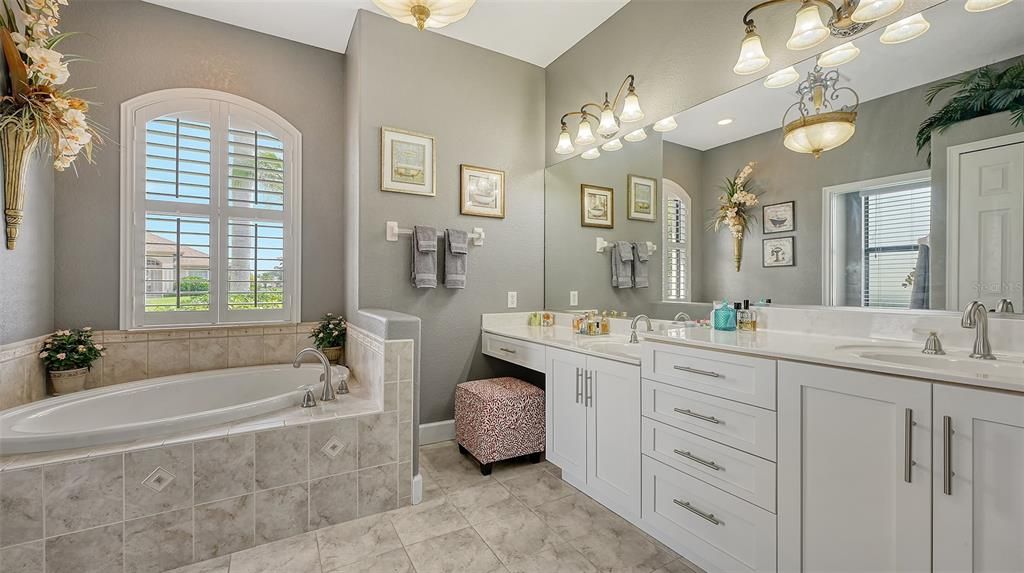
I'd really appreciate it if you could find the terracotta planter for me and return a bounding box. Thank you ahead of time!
[50,367,88,395]
[733,236,743,272]
[322,346,345,365]
[2,124,39,250]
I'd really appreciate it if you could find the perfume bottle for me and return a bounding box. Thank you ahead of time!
[738,299,757,331]
[600,312,610,335]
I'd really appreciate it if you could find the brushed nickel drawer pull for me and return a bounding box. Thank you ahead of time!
[673,365,722,378]
[673,407,723,425]
[904,408,916,483]
[943,415,954,495]
[673,449,723,471]
[498,347,517,354]
[575,368,583,404]
[673,499,724,525]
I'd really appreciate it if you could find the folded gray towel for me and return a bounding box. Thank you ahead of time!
[633,242,650,288]
[411,225,437,288]
[445,228,469,289]
[612,241,634,288]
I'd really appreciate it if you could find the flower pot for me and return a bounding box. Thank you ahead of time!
[322,346,345,366]
[50,367,88,395]
[2,124,39,250]
[733,236,743,272]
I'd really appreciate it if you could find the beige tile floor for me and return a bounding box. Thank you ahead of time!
[170,441,703,573]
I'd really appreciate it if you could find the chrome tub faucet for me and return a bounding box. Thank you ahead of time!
[629,314,653,344]
[293,348,348,407]
[961,301,996,360]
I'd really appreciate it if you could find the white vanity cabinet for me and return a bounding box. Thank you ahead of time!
[545,347,641,521]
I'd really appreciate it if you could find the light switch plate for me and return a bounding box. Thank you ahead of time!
[570,291,578,306]
[507,291,518,308]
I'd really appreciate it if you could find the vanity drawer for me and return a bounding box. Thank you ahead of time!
[642,418,776,512]
[642,380,776,460]
[481,332,545,372]
[642,343,776,410]
[642,456,777,573]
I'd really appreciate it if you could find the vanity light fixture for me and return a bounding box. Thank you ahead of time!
[879,12,930,44]
[764,66,801,88]
[717,118,735,126]
[817,41,860,66]
[851,0,904,22]
[623,128,647,142]
[554,74,644,155]
[782,65,859,158]
[787,2,831,49]
[581,148,601,160]
[371,0,476,31]
[734,24,771,74]
[964,0,1014,11]
[601,138,623,151]
[653,116,679,132]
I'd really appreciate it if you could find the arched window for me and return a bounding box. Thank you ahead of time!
[662,179,691,301]
[120,89,302,328]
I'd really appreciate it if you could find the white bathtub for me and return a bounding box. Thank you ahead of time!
[0,363,349,455]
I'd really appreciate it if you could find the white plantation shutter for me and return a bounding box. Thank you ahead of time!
[861,185,931,308]
[121,90,301,328]
[663,185,691,301]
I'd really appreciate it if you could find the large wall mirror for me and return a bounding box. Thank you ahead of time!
[544,0,1023,318]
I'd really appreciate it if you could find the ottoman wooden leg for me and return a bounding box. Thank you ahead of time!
[458,443,468,455]
[529,452,542,464]
[480,462,493,476]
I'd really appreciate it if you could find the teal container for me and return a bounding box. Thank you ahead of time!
[713,302,737,331]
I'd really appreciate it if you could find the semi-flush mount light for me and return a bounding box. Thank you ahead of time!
[581,148,601,160]
[817,41,860,67]
[764,66,801,88]
[372,0,476,31]
[602,138,623,151]
[787,3,830,50]
[851,0,904,23]
[653,116,679,132]
[554,75,644,155]
[718,118,735,126]
[965,0,1014,11]
[782,65,859,158]
[879,13,930,44]
[624,128,647,142]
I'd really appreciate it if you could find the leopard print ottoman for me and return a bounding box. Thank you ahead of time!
[455,377,545,475]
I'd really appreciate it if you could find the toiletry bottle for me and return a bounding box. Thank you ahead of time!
[713,301,737,331]
[600,312,610,335]
[587,313,598,336]
[739,299,757,331]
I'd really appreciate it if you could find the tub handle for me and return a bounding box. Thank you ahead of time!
[301,389,317,408]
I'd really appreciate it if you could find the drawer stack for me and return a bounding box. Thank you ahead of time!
[640,343,777,573]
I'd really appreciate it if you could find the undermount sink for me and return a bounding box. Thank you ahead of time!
[853,350,1024,378]
[578,339,642,360]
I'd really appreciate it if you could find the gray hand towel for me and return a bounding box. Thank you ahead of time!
[910,243,930,309]
[411,225,437,288]
[613,241,634,288]
[633,242,650,288]
[445,228,469,289]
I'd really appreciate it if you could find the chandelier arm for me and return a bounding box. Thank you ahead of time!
[742,0,839,26]
[580,102,606,117]
[560,110,600,127]
[609,74,635,111]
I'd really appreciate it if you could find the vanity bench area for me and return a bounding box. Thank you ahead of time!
[481,311,1024,573]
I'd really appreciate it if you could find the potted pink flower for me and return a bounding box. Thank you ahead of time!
[38,327,104,394]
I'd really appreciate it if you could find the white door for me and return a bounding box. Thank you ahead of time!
[954,141,1024,309]
[778,362,931,573]
[545,347,588,481]
[585,356,641,521]
[934,385,1024,573]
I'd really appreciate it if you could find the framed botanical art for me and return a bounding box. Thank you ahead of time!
[460,164,505,218]
[580,184,614,228]
[762,200,795,234]
[627,174,657,222]
[763,236,795,267]
[381,127,435,196]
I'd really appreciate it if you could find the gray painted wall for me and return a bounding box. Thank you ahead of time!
[545,134,663,315]
[56,0,346,329]
[345,12,546,424]
[0,154,54,344]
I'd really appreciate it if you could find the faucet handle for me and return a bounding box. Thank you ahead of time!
[922,332,945,356]
[301,389,317,408]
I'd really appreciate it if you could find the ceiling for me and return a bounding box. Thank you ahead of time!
[663,0,1024,151]
[140,0,630,68]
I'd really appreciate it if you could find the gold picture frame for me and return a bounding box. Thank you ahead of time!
[460,164,505,218]
[581,184,614,228]
[381,127,436,196]
[627,174,657,222]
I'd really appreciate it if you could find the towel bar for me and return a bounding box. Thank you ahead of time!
[595,237,657,253]
[385,221,485,246]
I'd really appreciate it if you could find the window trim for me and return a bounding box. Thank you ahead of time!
[120,88,302,330]
[662,179,692,303]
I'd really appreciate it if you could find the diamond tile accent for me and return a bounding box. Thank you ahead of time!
[142,467,176,493]
[320,436,347,459]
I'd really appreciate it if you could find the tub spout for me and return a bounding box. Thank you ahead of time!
[293,348,336,402]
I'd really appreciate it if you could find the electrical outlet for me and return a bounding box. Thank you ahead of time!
[507,291,518,309]
[570,291,579,306]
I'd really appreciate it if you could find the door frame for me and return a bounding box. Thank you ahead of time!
[946,131,1024,309]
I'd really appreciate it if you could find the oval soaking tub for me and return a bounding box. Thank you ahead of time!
[0,363,348,455]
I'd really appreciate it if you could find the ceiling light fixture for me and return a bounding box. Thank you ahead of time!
[554,75,644,155]
[624,128,647,142]
[653,116,679,132]
[782,65,859,158]
[581,148,601,160]
[734,24,771,74]
[602,138,623,151]
[965,0,1014,11]
[764,66,801,88]
[879,12,930,44]
[372,0,476,31]
[718,118,735,126]
[787,2,830,49]
[817,41,860,66]
[851,0,904,22]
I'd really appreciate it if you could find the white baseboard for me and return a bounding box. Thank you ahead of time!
[419,419,455,445]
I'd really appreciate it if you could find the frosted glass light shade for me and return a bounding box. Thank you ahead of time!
[965,0,1013,11]
[575,118,597,145]
[783,111,857,158]
[623,128,647,143]
[581,148,601,160]
[851,0,904,22]
[733,30,770,75]
[597,107,619,136]
[555,127,575,155]
[653,116,679,132]
[787,4,830,50]
[372,0,476,30]
[602,138,623,151]
[880,13,930,44]
[620,90,645,123]
[817,42,860,67]
[764,66,801,88]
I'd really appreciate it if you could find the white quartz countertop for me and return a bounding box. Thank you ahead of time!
[482,325,641,366]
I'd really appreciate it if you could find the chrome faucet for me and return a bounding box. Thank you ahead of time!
[629,314,653,344]
[995,298,1015,313]
[961,301,996,360]
[673,312,691,323]
[293,348,344,403]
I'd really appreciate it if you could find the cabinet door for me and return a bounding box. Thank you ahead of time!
[545,347,588,481]
[934,385,1024,573]
[778,362,931,573]
[586,356,641,521]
